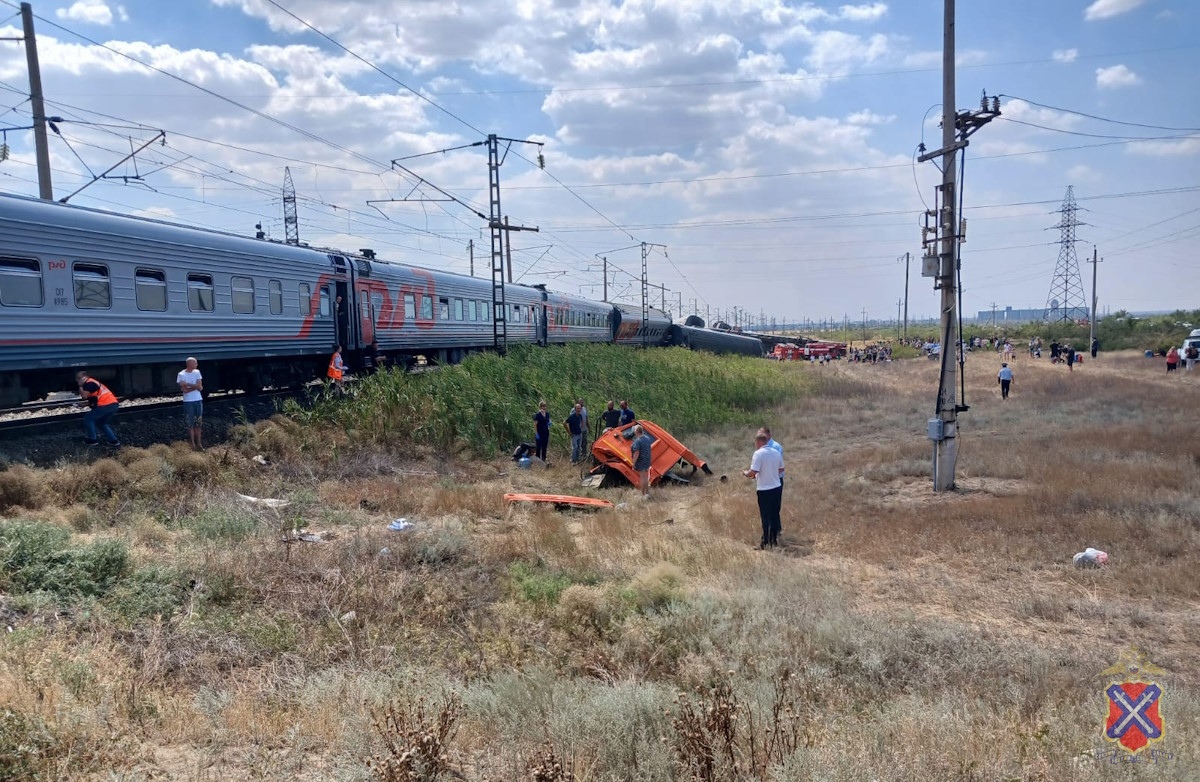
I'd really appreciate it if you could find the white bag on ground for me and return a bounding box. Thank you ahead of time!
[1072,547,1109,567]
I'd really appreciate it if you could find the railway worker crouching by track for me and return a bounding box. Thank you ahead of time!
[327,346,347,395]
[76,371,121,447]
[178,357,204,450]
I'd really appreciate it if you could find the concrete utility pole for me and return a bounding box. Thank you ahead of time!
[20,3,52,200]
[901,251,911,340]
[861,308,868,341]
[468,239,474,277]
[1089,247,1101,348]
[602,256,608,301]
[916,0,1000,492]
[897,298,903,338]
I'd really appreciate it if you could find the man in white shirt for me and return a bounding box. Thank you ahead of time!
[177,357,204,450]
[744,431,784,549]
[759,426,784,486]
[997,362,1014,400]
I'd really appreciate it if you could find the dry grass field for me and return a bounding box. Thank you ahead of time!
[1,349,1197,781]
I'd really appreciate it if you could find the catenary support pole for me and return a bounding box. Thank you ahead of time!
[21,3,52,200]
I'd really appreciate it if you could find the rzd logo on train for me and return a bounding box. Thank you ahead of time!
[1101,650,1166,755]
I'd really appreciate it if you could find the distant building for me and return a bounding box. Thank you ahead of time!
[974,305,1089,326]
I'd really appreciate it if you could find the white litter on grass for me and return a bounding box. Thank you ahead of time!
[252,455,270,466]
[236,493,290,509]
[388,518,414,532]
[1073,547,1109,567]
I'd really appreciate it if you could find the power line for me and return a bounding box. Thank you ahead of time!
[997,117,1197,142]
[261,0,485,137]
[999,94,1200,133]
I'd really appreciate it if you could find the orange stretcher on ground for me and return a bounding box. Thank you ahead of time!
[504,493,614,510]
[589,420,711,487]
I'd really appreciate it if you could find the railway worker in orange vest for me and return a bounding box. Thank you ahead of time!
[75,370,121,447]
[327,346,346,395]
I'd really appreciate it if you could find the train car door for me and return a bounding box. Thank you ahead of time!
[330,255,355,349]
[354,259,375,348]
[535,287,549,346]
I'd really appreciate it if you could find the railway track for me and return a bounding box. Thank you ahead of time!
[0,387,306,443]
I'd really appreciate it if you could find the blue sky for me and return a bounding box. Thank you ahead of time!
[1,0,1196,326]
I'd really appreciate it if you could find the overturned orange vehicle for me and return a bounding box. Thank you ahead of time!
[589,420,712,487]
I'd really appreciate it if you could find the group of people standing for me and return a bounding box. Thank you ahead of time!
[533,399,636,465]
[74,357,205,450]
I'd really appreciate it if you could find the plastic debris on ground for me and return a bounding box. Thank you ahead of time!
[1073,547,1109,567]
[236,493,289,509]
[388,518,415,532]
[281,529,334,544]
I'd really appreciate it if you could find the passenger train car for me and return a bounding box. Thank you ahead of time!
[0,193,759,406]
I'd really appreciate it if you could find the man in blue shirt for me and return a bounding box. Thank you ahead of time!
[618,399,636,426]
[997,363,1014,399]
[565,403,585,464]
[629,424,653,498]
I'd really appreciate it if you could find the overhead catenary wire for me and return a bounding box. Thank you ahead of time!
[998,94,1200,133]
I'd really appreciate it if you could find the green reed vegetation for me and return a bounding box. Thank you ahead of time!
[298,344,805,455]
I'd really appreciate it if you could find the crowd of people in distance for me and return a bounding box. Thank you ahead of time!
[849,344,893,363]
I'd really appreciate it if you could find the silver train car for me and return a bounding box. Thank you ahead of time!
[0,193,759,406]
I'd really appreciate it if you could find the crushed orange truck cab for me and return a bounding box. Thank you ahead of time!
[590,420,712,487]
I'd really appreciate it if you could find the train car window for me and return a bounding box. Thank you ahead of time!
[438,297,450,320]
[134,268,167,311]
[371,292,383,322]
[72,263,111,309]
[269,280,283,315]
[0,258,44,306]
[404,293,415,320]
[299,283,312,316]
[480,301,490,322]
[231,276,255,314]
[454,298,463,321]
[318,287,331,317]
[187,274,215,312]
[421,295,433,320]
[468,299,477,322]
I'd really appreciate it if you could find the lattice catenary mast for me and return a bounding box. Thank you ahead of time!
[283,166,299,246]
[1042,185,1088,323]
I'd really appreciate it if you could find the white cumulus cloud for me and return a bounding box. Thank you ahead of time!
[56,0,116,26]
[838,3,888,22]
[1052,48,1078,63]
[1084,0,1147,21]
[1095,64,1141,89]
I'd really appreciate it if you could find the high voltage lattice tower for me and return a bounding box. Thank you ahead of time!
[283,166,299,246]
[1042,185,1088,323]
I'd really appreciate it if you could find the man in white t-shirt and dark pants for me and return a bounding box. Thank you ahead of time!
[177,357,204,450]
[744,431,784,549]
